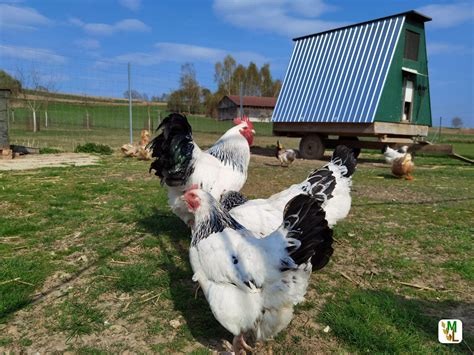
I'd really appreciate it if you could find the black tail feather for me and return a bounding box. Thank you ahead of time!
[331,145,357,178]
[283,194,334,271]
[148,113,195,186]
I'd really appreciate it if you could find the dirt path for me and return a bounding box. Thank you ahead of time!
[0,153,100,171]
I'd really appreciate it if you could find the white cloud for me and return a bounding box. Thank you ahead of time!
[0,4,50,31]
[69,17,150,35]
[213,0,344,37]
[290,0,336,17]
[428,41,469,55]
[75,39,101,50]
[0,44,66,64]
[115,19,149,31]
[417,2,474,28]
[119,0,141,11]
[112,42,267,66]
[68,17,84,27]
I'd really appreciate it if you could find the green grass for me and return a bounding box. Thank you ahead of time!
[39,147,62,154]
[10,102,273,136]
[0,139,472,352]
[11,101,165,130]
[55,300,105,340]
[0,256,52,320]
[74,142,113,155]
[319,289,462,353]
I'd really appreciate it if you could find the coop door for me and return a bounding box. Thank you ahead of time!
[402,79,414,122]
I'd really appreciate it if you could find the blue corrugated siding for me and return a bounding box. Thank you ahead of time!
[272,16,405,123]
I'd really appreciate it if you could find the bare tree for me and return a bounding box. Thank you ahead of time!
[16,68,56,132]
[36,85,56,128]
[214,55,236,95]
[451,117,463,128]
[180,63,201,113]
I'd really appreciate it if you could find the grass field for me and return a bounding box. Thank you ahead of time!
[9,102,275,136]
[0,130,473,353]
[8,100,473,160]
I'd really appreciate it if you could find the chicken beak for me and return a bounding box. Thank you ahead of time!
[251,129,256,134]
[179,195,186,201]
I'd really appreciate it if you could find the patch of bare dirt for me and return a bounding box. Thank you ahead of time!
[0,153,100,171]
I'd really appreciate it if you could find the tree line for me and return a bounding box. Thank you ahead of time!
[166,55,282,117]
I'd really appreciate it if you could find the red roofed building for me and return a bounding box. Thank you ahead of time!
[218,95,277,122]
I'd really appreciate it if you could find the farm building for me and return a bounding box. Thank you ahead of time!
[218,95,277,121]
[272,11,432,159]
[0,89,10,155]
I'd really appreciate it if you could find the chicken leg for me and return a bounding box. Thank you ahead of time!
[233,332,253,354]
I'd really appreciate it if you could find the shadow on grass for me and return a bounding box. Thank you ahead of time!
[377,173,400,179]
[352,196,474,207]
[137,208,229,348]
[0,231,145,322]
[319,289,473,354]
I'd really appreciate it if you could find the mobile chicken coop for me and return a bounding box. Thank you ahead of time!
[272,11,432,159]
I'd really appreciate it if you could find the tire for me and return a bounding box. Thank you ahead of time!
[299,135,325,160]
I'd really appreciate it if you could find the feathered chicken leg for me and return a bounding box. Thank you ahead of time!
[233,332,253,354]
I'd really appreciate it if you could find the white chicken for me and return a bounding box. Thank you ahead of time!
[382,145,408,164]
[222,145,357,237]
[149,113,255,225]
[184,187,334,354]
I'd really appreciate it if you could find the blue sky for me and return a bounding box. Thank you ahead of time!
[0,0,473,127]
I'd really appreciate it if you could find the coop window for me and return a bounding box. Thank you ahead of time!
[404,30,420,61]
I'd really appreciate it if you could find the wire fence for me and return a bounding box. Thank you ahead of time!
[2,49,273,151]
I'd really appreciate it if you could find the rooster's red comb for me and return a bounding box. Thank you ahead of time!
[184,184,199,193]
[233,115,253,129]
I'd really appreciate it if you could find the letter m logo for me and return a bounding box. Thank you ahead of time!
[447,321,457,333]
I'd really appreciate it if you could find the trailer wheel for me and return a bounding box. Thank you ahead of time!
[299,135,325,160]
[342,136,361,158]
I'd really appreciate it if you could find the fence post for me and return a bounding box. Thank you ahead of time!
[128,62,133,144]
[438,116,442,141]
[239,81,243,119]
[0,89,11,155]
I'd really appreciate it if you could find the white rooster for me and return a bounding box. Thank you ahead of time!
[183,187,334,353]
[221,145,357,236]
[149,113,255,225]
[382,145,408,164]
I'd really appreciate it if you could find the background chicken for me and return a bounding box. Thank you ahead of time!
[224,145,357,237]
[149,113,254,224]
[121,129,152,159]
[184,187,333,354]
[275,140,296,167]
[382,145,408,164]
[391,153,415,180]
